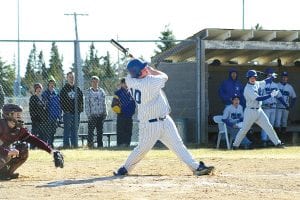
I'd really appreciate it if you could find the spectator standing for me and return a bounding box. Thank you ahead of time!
[29,83,48,147]
[218,68,245,108]
[41,76,62,148]
[85,76,107,148]
[112,78,136,147]
[60,72,83,148]
[275,71,297,142]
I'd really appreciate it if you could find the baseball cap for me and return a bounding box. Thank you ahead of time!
[126,59,148,78]
[281,71,288,76]
[231,94,240,100]
[91,76,99,81]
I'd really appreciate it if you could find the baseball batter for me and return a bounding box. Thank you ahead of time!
[232,70,284,149]
[114,59,215,176]
[275,71,297,136]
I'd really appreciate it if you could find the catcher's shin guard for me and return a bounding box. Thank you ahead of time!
[6,143,29,175]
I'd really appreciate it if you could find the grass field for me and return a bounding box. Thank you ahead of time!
[0,146,300,200]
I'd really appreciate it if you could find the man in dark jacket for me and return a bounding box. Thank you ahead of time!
[29,83,48,148]
[0,104,61,180]
[218,68,245,108]
[112,78,136,147]
[59,72,83,148]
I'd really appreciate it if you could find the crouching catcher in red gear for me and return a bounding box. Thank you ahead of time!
[0,104,64,181]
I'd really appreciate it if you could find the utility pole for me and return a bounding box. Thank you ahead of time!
[14,0,21,97]
[64,12,88,147]
[64,12,88,89]
[242,0,245,29]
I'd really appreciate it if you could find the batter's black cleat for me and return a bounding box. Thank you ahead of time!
[0,173,19,180]
[232,146,239,150]
[262,141,268,148]
[194,161,215,176]
[113,166,128,176]
[275,143,286,149]
[243,143,254,150]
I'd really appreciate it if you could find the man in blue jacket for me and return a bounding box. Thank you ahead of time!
[42,77,62,148]
[112,78,136,147]
[218,68,245,108]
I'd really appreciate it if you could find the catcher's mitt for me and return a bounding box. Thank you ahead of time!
[53,150,64,168]
[111,95,121,114]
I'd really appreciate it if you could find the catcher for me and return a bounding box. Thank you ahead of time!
[0,104,64,180]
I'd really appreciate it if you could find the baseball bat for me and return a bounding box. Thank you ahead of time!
[255,70,266,75]
[256,70,278,78]
[110,39,134,58]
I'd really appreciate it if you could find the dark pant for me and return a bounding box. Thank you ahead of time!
[31,121,48,149]
[44,119,58,148]
[117,114,133,146]
[0,143,29,176]
[63,113,80,148]
[87,115,105,147]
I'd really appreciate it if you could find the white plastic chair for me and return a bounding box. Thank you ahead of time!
[213,115,231,149]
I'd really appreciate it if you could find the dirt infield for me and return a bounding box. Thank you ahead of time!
[0,147,300,200]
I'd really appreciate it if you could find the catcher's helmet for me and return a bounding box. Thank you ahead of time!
[127,59,147,78]
[246,70,258,78]
[2,104,23,118]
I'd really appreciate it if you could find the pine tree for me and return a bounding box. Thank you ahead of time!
[154,24,176,56]
[100,51,117,94]
[82,43,116,94]
[0,57,16,96]
[48,42,64,89]
[38,51,48,85]
[23,43,38,93]
[82,43,102,89]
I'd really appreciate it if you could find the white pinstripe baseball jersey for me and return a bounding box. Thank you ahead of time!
[126,74,170,122]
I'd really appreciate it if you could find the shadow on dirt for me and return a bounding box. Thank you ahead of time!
[36,176,123,187]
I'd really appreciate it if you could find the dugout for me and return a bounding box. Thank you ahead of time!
[152,28,300,145]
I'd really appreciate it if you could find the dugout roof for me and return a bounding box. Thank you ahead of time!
[152,28,300,66]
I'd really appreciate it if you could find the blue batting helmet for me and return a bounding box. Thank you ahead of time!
[281,71,288,76]
[246,70,258,78]
[126,59,147,78]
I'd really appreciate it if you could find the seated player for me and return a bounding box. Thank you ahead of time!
[0,104,63,180]
[222,95,252,149]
